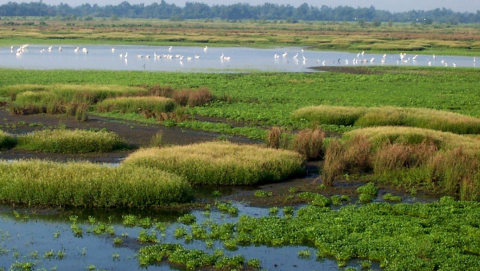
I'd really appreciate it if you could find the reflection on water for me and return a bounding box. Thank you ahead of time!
[1,45,478,72]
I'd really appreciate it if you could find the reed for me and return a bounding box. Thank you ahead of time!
[0,160,194,207]
[292,128,325,159]
[292,105,480,134]
[323,127,480,199]
[16,129,127,153]
[96,96,177,116]
[123,141,305,185]
[0,130,16,149]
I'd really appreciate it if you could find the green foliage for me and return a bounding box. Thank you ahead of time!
[383,193,402,202]
[0,130,16,149]
[356,182,378,196]
[254,190,273,198]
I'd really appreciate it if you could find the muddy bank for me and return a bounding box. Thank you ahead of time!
[0,108,257,163]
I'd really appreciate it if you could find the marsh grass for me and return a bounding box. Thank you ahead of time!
[266,127,282,149]
[0,130,16,149]
[0,160,193,207]
[323,127,480,199]
[292,105,480,134]
[292,128,325,159]
[16,129,127,153]
[96,96,177,117]
[172,87,212,107]
[123,141,305,185]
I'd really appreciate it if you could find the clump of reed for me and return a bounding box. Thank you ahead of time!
[292,128,325,159]
[16,129,127,153]
[0,160,193,207]
[96,96,177,117]
[322,127,480,200]
[266,127,282,149]
[172,87,213,107]
[123,141,305,185]
[10,91,63,115]
[292,105,480,134]
[0,130,16,149]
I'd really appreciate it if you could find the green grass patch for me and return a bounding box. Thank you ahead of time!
[123,141,305,185]
[16,129,128,153]
[0,160,193,207]
[292,105,480,134]
[96,96,177,115]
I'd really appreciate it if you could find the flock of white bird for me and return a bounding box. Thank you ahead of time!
[4,44,477,68]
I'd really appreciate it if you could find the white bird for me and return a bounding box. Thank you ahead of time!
[224,56,230,60]
[361,51,365,56]
[194,55,200,59]
[40,49,45,53]
[204,46,208,52]
[10,46,14,52]
[119,54,123,58]
[441,60,445,64]
[428,61,432,66]
[180,55,184,61]
[82,47,87,53]
[220,53,224,59]
[274,54,279,59]
[187,57,192,60]
[48,46,52,52]
[383,54,387,59]
[58,46,62,52]
[474,57,476,63]
[303,56,307,61]
[124,52,128,58]
[111,47,115,53]
[370,58,375,63]
[293,53,298,59]
[453,63,457,67]
[169,46,172,51]
[381,59,386,64]
[146,55,150,59]
[322,60,325,66]
[282,52,287,58]
[74,47,79,53]
[433,54,436,59]
[137,55,143,58]
[412,55,418,60]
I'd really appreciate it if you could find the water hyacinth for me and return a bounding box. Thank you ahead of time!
[0,160,193,207]
[123,141,305,185]
[16,129,128,153]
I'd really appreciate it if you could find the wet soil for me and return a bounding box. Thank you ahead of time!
[0,108,257,163]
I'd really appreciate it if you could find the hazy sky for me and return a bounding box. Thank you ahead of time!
[1,0,479,13]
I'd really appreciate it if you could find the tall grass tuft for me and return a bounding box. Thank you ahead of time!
[292,128,325,159]
[266,127,282,149]
[17,129,127,153]
[123,141,305,185]
[10,91,62,115]
[0,130,16,149]
[172,88,212,107]
[96,96,177,116]
[322,127,480,199]
[150,131,164,148]
[0,160,193,207]
[292,105,480,134]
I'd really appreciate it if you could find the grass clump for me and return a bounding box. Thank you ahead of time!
[96,96,177,117]
[16,129,127,153]
[0,160,193,207]
[383,193,402,202]
[123,141,304,185]
[0,130,16,149]
[323,127,480,200]
[292,105,480,134]
[292,127,325,159]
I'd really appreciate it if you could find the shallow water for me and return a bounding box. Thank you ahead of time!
[1,45,478,72]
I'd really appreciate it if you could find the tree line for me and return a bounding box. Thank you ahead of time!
[1,1,479,24]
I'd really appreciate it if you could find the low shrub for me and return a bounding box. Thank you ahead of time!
[123,141,304,185]
[16,129,127,153]
[0,160,193,207]
[0,130,16,149]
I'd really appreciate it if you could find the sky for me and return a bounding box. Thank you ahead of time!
[1,0,479,13]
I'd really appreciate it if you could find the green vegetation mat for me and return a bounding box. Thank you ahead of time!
[139,197,480,271]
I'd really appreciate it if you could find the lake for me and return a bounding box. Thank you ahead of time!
[2,45,478,72]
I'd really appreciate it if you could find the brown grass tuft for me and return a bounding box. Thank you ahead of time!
[266,127,282,149]
[293,128,325,159]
